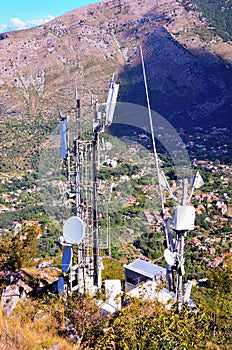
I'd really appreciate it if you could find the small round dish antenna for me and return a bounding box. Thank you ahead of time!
[57,276,65,295]
[62,246,73,272]
[164,248,176,267]
[63,216,85,244]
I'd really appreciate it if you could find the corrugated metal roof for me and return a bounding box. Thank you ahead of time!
[124,259,166,278]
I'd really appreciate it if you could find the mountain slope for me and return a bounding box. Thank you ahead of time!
[0,0,232,170]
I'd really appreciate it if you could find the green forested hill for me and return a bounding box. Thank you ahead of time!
[183,0,232,40]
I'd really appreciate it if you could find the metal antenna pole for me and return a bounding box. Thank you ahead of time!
[181,179,188,206]
[106,194,111,257]
[140,46,173,252]
[92,127,99,287]
[91,99,102,288]
[140,47,165,212]
[176,178,188,308]
[140,46,178,294]
[108,215,111,257]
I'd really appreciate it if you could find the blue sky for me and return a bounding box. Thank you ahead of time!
[0,0,102,33]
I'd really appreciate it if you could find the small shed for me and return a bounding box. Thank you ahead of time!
[124,258,166,290]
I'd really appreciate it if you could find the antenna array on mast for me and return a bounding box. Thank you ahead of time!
[140,46,203,309]
[58,75,119,295]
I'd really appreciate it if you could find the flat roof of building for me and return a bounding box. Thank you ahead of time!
[124,259,166,279]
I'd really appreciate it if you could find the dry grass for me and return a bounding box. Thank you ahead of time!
[0,302,80,350]
[23,266,60,283]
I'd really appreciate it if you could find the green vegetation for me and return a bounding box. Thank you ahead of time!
[0,115,58,172]
[0,224,40,272]
[182,0,232,41]
[192,255,232,346]
[0,94,232,348]
[101,257,124,281]
[0,256,231,348]
[37,221,60,258]
[98,162,141,181]
[134,230,165,260]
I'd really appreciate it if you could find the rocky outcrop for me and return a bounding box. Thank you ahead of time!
[1,269,59,315]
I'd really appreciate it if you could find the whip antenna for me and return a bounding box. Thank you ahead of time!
[140,46,165,215]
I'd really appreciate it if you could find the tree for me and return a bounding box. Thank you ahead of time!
[102,257,124,281]
[83,298,211,349]
[0,225,40,271]
[192,254,232,345]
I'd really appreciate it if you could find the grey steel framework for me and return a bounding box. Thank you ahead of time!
[59,76,119,294]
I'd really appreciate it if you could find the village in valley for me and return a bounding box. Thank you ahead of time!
[0,122,231,280]
[0,0,232,346]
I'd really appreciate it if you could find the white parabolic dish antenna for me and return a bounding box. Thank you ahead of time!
[164,248,176,267]
[63,216,85,244]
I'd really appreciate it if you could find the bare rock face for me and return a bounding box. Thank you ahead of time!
[1,270,33,315]
[0,0,231,168]
[1,269,59,315]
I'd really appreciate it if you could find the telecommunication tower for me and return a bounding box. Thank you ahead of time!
[58,76,119,294]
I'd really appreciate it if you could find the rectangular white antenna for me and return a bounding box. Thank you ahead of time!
[105,75,119,126]
[174,205,195,231]
[184,280,193,303]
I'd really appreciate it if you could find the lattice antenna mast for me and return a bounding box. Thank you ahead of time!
[74,79,86,292]
[59,76,119,294]
[74,79,81,217]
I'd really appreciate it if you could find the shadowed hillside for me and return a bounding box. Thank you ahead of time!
[0,0,232,170]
